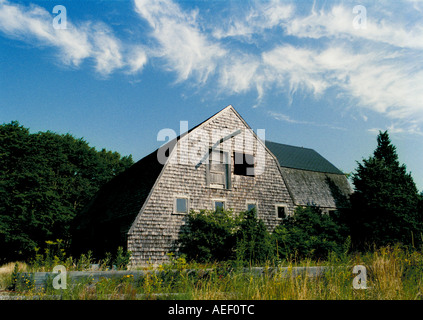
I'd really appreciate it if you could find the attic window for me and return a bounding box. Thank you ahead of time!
[234,152,255,176]
[175,198,188,214]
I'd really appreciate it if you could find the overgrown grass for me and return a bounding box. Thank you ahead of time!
[2,245,423,300]
[0,261,28,290]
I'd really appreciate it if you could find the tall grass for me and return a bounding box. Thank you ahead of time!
[0,261,28,290]
[1,245,423,300]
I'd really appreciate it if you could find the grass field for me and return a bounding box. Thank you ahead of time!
[1,245,423,300]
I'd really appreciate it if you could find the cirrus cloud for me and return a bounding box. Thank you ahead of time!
[0,0,148,75]
[1,0,422,133]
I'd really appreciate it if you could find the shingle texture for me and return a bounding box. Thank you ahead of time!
[280,168,352,208]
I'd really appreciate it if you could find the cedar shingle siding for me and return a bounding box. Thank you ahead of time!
[74,105,352,266]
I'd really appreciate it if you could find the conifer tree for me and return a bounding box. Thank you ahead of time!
[350,131,421,248]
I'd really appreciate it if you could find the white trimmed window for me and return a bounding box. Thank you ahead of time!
[174,197,189,214]
[275,204,287,220]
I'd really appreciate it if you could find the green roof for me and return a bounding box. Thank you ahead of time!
[265,140,344,175]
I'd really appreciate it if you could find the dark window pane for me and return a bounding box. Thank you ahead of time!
[234,152,255,176]
[277,206,285,219]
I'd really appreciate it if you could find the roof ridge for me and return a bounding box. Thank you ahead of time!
[265,140,315,151]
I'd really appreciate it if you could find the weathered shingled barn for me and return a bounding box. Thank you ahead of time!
[73,105,352,266]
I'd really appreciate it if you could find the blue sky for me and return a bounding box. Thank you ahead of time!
[1,0,423,191]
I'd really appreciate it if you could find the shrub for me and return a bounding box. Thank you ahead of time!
[235,208,275,264]
[179,206,347,264]
[114,246,132,270]
[178,208,276,264]
[178,209,239,262]
[272,205,345,261]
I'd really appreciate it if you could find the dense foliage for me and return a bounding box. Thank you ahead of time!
[272,206,347,260]
[179,206,347,263]
[235,208,275,263]
[178,209,239,262]
[0,121,133,262]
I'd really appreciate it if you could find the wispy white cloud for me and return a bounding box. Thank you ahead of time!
[268,111,346,131]
[126,46,148,74]
[0,1,91,66]
[134,0,226,83]
[368,122,423,136]
[260,43,423,122]
[268,111,311,125]
[0,0,147,75]
[212,0,293,39]
[284,4,423,50]
[212,1,423,130]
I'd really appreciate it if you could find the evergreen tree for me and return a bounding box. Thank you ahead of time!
[350,131,421,248]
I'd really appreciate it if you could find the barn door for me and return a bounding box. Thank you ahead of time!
[208,150,229,189]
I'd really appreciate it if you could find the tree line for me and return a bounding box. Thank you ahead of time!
[0,121,133,263]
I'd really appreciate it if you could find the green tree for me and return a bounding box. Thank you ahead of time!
[350,130,421,248]
[0,121,133,262]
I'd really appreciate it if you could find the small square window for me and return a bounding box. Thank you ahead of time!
[276,206,286,219]
[214,201,225,211]
[175,198,188,214]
